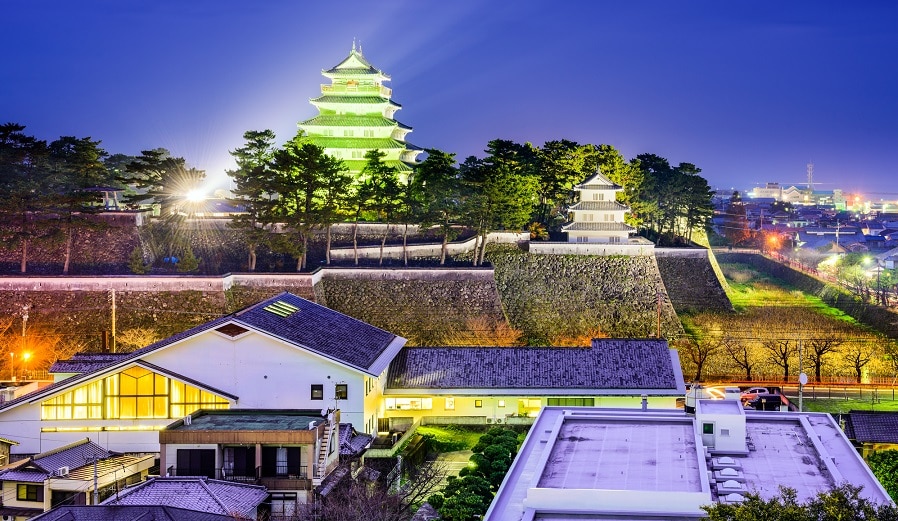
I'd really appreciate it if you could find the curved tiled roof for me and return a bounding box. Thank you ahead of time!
[310,95,400,107]
[306,137,410,149]
[575,170,621,190]
[568,201,629,211]
[385,341,680,392]
[301,115,401,127]
[561,222,635,232]
[102,477,268,518]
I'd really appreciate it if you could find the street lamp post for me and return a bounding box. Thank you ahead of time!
[9,353,13,381]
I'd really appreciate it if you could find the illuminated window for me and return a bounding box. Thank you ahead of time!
[335,384,348,400]
[474,400,483,408]
[41,367,228,420]
[17,484,43,502]
[498,400,506,408]
[311,384,324,400]
[385,398,432,410]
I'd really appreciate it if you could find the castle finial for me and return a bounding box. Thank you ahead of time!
[352,38,356,52]
[358,41,363,55]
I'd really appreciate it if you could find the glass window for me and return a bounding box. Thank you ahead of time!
[18,484,44,502]
[703,423,714,435]
[335,384,348,400]
[498,400,506,408]
[445,397,455,410]
[311,384,324,400]
[474,400,483,408]
[42,366,228,421]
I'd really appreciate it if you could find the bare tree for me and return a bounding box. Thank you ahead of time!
[841,339,879,384]
[723,335,757,381]
[313,461,447,521]
[761,338,797,382]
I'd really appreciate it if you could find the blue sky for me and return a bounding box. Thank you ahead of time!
[2,1,896,197]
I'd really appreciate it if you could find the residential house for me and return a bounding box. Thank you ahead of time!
[158,409,361,512]
[0,293,405,455]
[0,438,153,520]
[30,505,244,521]
[100,476,268,520]
[0,437,17,466]
[485,400,891,520]
[842,410,898,457]
[382,340,684,426]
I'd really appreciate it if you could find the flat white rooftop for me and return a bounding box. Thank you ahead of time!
[485,407,891,521]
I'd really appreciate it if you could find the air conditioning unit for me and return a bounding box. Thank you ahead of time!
[486,418,493,424]
[495,418,503,424]
[4,514,16,521]
[55,466,70,477]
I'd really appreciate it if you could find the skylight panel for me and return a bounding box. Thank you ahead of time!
[263,301,300,318]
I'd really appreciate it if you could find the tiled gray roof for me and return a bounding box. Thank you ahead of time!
[49,353,131,374]
[561,222,635,232]
[31,506,242,521]
[103,477,268,518]
[233,293,403,373]
[166,410,323,432]
[845,411,898,444]
[568,201,629,211]
[0,439,110,483]
[386,341,679,392]
[339,424,373,456]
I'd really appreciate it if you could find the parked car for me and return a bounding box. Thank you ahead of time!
[741,387,771,402]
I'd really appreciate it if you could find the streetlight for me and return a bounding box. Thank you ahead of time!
[22,352,31,380]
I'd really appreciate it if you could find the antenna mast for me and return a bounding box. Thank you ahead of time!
[806,161,814,193]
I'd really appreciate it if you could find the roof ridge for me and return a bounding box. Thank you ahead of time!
[34,437,95,460]
[198,477,232,515]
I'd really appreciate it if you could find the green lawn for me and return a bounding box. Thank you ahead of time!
[796,398,898,414]
[415,425,483,452]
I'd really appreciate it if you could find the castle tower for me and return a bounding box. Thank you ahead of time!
[562,169,635,243]
[298,43,422,177]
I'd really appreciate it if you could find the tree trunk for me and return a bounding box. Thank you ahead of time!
[20,239,28,274]
[63,227,73,275]
[478,231,489,265]
[248,249,256,271]
[471,234,480,267]
[326,225,332,265]
[353,222,359,266]
[379,232,387,266]
[301,234,308,271]
[440,233,448,265]
[402,223,409,267]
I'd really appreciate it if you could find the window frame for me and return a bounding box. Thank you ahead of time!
[335,384,348,400]
[311,384,324,400]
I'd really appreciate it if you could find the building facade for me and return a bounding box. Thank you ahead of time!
[562,170,635,243]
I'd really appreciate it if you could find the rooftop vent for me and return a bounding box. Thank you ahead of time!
[264,300,300,318]
[215,324,249,337]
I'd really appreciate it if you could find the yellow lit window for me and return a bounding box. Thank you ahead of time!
[41,366,229,420]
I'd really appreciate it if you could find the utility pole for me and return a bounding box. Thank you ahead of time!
[93,456,99,505]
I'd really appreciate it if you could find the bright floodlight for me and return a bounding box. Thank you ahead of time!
[184,189,206,203]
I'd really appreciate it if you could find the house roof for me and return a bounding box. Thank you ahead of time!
[0,438,109,482]
[0,293,405,413]
[386,340,683,394]
[31,505,244,521]
[50,353,133,374]
[844,410,898,444]
[101,477,268,518]
[339,423,373,456]
[165,409,324,432]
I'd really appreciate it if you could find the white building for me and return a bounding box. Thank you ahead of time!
[563,170,635,243]
[486,399,892,520]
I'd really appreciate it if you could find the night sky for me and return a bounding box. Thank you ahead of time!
[3,1,896,198]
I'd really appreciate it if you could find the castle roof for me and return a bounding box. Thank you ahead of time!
[574,170,622,190]
[301,115,410,129]
[561,222,635,232]
[568,201,629,211]
[310,95,400,107]
[323,48,390,80]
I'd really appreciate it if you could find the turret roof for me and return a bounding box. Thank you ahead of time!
[568,201,629,211]
[575,170,622,190]
[301,115,410,129]
[561,222,635,232]
[311,95,401,107]
[305,137,419,150]
[323,48,390,80]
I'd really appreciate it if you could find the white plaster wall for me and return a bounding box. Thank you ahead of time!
[141,332,367,427]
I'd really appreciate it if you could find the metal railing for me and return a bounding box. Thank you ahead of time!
[166,465,310,482]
